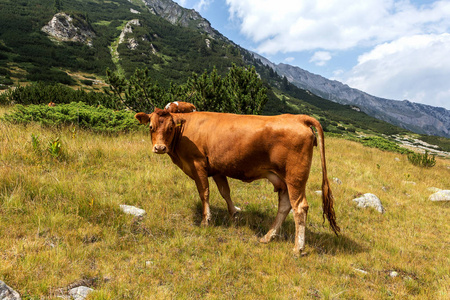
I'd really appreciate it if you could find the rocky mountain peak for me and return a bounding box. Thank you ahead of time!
[251,52,450,138]
[142,0,219,39]
[41,12,95,46]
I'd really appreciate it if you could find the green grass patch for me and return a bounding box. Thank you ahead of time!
[0,106,449,299]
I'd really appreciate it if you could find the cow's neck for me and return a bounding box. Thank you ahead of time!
[166,124,183,170]
[169,118,184,154]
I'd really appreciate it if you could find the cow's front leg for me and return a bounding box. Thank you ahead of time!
[192,170,211,226]
[213,175,241,218]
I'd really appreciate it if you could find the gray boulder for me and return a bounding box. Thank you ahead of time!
[120,204,146,217]
[353,193,385,213]
[68,286,93,300]
[429,190,450,201]
[0,281,21,300]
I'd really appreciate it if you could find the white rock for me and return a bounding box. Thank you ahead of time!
[0,281,21,300]
[353,193,385,213]
[120,205,146,217]
[68,286,93,300]
[354,268,368,274]
[429,190,450,201]
[402,181,416,185]
[333,177,342,185]
[390,271,399,277]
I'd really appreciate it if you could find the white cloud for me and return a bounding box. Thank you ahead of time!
[284,57,295,63]
[173,0,211,12]
[226,0,450,54]
[225,0,450,108]
[194,0,212,12]
[309,51,332,66]
[176,0,188,7]
[341,33,450,109]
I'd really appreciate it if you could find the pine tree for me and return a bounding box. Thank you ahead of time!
[54,0,62,12]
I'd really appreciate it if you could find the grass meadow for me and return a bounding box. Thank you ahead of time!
[0,106,449,299]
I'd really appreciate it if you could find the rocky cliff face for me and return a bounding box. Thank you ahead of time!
[41,13,95,46]
[253,53,450,138]
[142,0,219,39]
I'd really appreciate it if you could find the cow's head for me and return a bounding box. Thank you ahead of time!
[135,108,184,154]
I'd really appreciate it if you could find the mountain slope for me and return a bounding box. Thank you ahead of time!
[252,53,450,138]
[0,0,446,139]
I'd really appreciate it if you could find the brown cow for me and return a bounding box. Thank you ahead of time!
[48,102,56,107]
[164,101,196,113]
[135,108,339,253]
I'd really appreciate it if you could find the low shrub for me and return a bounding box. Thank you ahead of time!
[1,102,140,133]
[407,150,436,168]
[0,82,122,109]
[360,136,411,154]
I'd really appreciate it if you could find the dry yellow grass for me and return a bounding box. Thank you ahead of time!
[0,107,449,299]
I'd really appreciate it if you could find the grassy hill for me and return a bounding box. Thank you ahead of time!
[1,106,449,299]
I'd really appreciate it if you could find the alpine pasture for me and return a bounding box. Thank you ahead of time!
[0,106,449,299]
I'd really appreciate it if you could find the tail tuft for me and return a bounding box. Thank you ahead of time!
[322,178,340,235]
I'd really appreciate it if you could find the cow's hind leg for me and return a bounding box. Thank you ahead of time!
[260,188,291,243]
[288,185,309,254]
[213,175,241,218]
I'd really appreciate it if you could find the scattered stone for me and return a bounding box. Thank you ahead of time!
[314,190,322,196]
[402,181,416,185]
[394,157,400,162]
[0,281,21,300]
[390,271,399,278]
[353,268,368,274]
[382,186,390,192]
[429,190,450,201]
[352,193,385,213]
[120,205,146,217]
[333,177,342,185]
[68,286,93,300]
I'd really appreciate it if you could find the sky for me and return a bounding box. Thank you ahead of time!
[173,0,450,110]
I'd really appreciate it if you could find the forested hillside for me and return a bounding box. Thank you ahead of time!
[1,0,448,146]
[0,0,243,85]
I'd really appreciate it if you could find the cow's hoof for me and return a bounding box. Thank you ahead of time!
[231,210,241,221]
[293,248,308,257]
[259,236,270,244]
[200,219,209,227]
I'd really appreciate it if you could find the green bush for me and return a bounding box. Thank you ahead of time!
[360,136,411,154]
[2,102,140,133]
[0,82,122,109]
[407,150,436,168]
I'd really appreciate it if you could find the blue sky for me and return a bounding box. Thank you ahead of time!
[173,0,450,110]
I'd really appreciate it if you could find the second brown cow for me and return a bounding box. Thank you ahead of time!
[135,108,339,254]
[164,101,196,113]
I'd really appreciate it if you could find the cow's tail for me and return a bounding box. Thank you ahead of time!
[305,116,340,235]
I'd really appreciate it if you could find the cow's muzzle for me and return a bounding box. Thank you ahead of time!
[153,144,167,154]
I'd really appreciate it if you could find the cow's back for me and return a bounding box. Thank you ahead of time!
[176,112,316,181]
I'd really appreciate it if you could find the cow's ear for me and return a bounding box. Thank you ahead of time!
[175,118,186,127]
[135,112,151,125]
